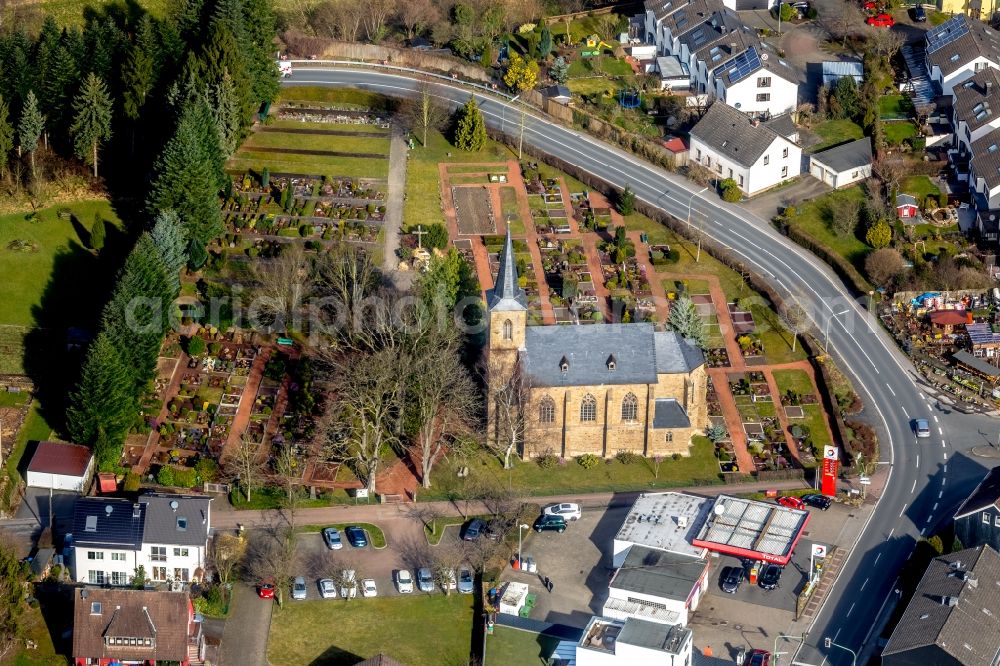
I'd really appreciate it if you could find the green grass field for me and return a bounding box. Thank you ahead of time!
[228,153,389,179]
[486,627,560,665]
[267,594,473,666]
[788,185,870,272]
[773,369,815,396]
[885,122,919,145]
[902,175,940,203]
[241,131,390,155]
[809,120,865,153]
[268,120,390,134]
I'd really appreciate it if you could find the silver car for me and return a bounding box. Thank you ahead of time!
[318,578,337,599]
[458,567,474,594]
[322,527,343,550]
[417,567,435,592]
[292,576,307,600]
[915,419,931,438]
[543,502,582,521]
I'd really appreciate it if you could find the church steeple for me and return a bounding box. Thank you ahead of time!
[488,227,528,312]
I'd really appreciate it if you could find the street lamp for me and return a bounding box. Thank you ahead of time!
[824,309,850,353]
[772,632,808,666]
[501,94,521,134]
[868,290,875,314]
[824,637,857,666]
[686,187,708,262]
[517,523,530,567]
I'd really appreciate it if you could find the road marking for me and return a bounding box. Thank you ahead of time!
[887,528,895,540]
[886,383,896,397]
[934,415,939,423]
[833,628,842,643]
[933,502,939,511]
[899,504,907,517]
[941,441,946,448]
[942,477,946,485]
[916,455,920,467]
[944,452,948,460]
[938,490,943,498]
[938,427,943,435]
[860,578,869,591]
[921,527,926,536]
[874,552,881,565]
[911,479,917,493]
[902,406,909,419]
[847,602,856,617]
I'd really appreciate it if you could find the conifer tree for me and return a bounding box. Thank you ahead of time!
[242,0,281,111]
[17,91,44,180]
[70,72,113,177]
[0,96,12,179]
[89,215,106,251]
[151,210,188,296]
[213,69,241,155]
[39,44,78,139]
[66,331,136,447]
[668,295,707,349]
[199,25,253,124]
[122,15,158,122]
[454,97,486,151]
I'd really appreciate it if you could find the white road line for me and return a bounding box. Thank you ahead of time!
[860,578,869,591]
[833,628,842,643]
[942,477,947,485]
[887,528,895,540]
[939,490,943,498]
[944,463,948,473]
[916,455,920,467]
[886,383,896,397]
[941,441,946,448]
[934,415,939,423]
[944,452,948,460]
[899,504,907,517]
[847,602,856,617]
[938,427,943,435]
[911,479,917,493]
[874,552,881,565]
[902,406,909,419]
[933,502,939,511]
[921,527,927,536]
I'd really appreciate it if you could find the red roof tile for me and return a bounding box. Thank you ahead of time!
[27,441,93,477]
[662,137,687,153]
[928,310,972,326]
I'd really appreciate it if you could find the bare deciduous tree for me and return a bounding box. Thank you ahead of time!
[313,243,383,349]
[779,302,809,352]
[251,244,312,333]
[362,0,396,43]
[308,0,362,41]
[397,0,441,39]
[210,533,246,586]
[272,442,302,506]
[401,81,449,148]
[826,1,863,47]
[242,523,297,606]
[865,248,905,287]
[867,26,904,59]
[872,158,906,202]
[480,352,528,470]
[827,196,862,236]
[430,542,465,596]
[223,433,266,503]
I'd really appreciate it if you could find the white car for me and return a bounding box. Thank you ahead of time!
[543,502,582,521]
[291,576,307,600]
[395,569,414,594]
[417,567,435,592]
[915,419,931,438]
[361,578,378,598]
[339,570,357,599]
[322,527,343,550]
[318,578,337,599]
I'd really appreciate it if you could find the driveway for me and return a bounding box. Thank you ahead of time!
[219,584,272,666]
[15,487,79,541]
[741,177,830,219]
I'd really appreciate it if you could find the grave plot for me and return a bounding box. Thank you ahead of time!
[499,187,524,235]
[454,187,497,235]
[706,382,738,472]
[538,238,602,323]
[774,369,827,465]
[601,237,657,324]
[729,371,796,473]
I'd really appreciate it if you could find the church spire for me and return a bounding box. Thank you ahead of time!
[488,227,528,312]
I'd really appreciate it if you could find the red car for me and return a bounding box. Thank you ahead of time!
[866,13,894,26]
[746,649,771,666]
[257,581,275,599]
[776,496,806,510]
[863,0,877,8]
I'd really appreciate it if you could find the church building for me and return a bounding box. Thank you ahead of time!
[487,230,709,459]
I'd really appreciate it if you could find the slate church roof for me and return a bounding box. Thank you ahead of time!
[487,228,528,312]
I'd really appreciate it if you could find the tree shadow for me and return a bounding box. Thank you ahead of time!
[35,582,74,660]
[306,645,364,665]
[69,214,91,249]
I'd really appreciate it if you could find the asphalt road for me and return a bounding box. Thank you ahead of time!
[281,66,994,665]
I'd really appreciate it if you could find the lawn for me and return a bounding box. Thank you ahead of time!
[879,95,910,119]
[421,436,721,501]
[752,304,808,364]
[787,185,871,272]
[884,121,919,145]
[567,78,618,96]
[3,402,53,511]
[267,594,473,666]
[240,130,391,155]
[269,119,390,134]
[277,87,398,112]
[228,152,389,179]
[809,120,864,153]
[297,523,387,548]
[772,369,815,397]
[902,175,940,203]
[486,627,561,665]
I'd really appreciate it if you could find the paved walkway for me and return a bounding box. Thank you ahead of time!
[223,348,269,461]
[382,129,407,279]
[135,354,186,474]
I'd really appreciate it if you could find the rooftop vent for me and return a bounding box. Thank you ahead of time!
[920,613,931,619]
[104,505,113,515]
[85,516,97,532]
[132,504,141,519]
[607,354,617,371]
[177,517,188,531]
[559,356,569,373]
[677,515,689,528]
[940,596,959,606]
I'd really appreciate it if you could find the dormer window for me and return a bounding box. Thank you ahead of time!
[560,356,569,374]
[177,517,188,531]
[91,602,102,615]
[607,354,617,371]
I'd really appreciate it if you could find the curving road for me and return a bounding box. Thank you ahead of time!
[283,67,992,664]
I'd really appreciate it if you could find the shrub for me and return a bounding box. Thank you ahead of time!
[186,336,206,357]
[672,453,682,461]
[720,179,742,202]
[783,205,797,218]
[174,468,198,488]
[195,458,218,483]
[536,449,558,469]
[866,221,892,249]
[615,450,638,465]
[577,453,602,469]
[156,465,176,487]
[123,472,141,492]
[706,424,728,442]
[299,224,311,237]
[938,192,948,207]
[261,167,270,188]
[923,195,936,211]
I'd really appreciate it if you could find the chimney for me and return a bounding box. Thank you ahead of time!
[989,81,994,95]
[132,503,141,519]
[940,596,959,606]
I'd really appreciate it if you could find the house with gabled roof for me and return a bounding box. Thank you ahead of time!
[71,494,211,587]
[711,45,799,117]
[809,137,873,189]
[969,127,1000,209]
[485,230,708,459]
[952,68,1000,157]
[925,15,1000,97]
[954,465,1000,552]
[72,587,204,666]
[881,545,1000,666]
[689,102,802,195]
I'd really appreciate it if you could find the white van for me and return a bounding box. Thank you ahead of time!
[278,61,292,77]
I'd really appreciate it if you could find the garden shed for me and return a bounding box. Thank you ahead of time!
[26,441,94,492]
[896,194,920,219]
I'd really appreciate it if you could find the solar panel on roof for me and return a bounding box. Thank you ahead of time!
[926,15,970,54]
[713,46,761,85]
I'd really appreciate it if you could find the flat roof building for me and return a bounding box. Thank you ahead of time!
[692,495,810,565]
[612,492,712,566]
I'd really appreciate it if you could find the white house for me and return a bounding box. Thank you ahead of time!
[71,494,212,587]
[712,45,799,117]
[970,127,1000,209]
[26,441,94,492]
[603,546,709,626]
[926,15,1000,98]
[952,68,1000,157]
[689,102,802,196]
[809,137,873,189]
[574,616,693,666]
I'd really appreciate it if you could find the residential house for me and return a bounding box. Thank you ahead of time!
[71,494,212,587]
[881,545,1000,666]
[574,616,693,666]
[952,68,1000,158]
[809,137,874,189]
[969,127,1000,208]
[544,85,572,105]
[966,323,1000,358]
[72,587,204,666]
[897,194,921,219]
[712,46,799,116]
[954,465,1000,551]
[603,546,710,626]
[689,102,802,195]
[975,209,1000,242]
[821,60,863,88]
[26,441,94,492]
[926,16,1000,97]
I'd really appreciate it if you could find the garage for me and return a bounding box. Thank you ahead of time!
[808,137,873,190]
[26,441,94,492]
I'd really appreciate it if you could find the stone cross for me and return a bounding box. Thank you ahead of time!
[413,225,427,249]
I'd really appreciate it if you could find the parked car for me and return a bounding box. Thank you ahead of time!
[345,525,368,548]
[802,494,832,510]
[776,496,806,510]
[395,569,414,594]
[319,578,337,599]
[759,564,783,590]
[417,567,435,592]
[292,576,307,600]
[747,649,771,666]
[339,570,357,598]
[720,566,744,594]
[915,418,931,438]
[322,527,343,550]
[543,503,582,521]
[257,581,275,599]
[461,518,486,542]
[913,3,926,20]
[458,568,474,594]
[533,514,567,533]
[361,579,378,598]
[866,13,894,26]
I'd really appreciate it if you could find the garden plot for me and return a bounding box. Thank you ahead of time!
[454,187,497,235]
[729,371,796,473]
